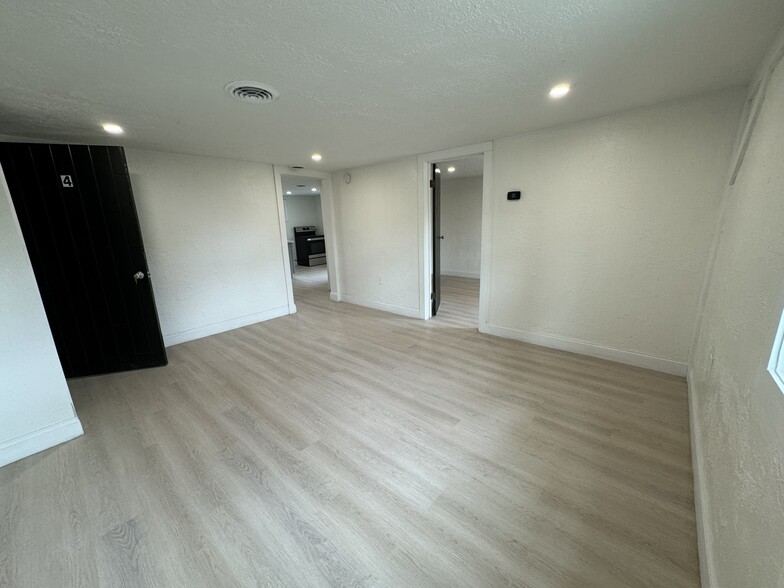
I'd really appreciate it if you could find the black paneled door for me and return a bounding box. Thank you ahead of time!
[0,143,167,378]
[432,163,441,317]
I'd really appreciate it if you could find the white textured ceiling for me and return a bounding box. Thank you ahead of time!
[1,1,783,171]
[282,175,321,196]
[437,155,484,178]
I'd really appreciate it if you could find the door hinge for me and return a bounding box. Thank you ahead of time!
[431,292,435,300]
[430,180,434,188]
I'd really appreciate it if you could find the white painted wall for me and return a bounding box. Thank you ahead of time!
[125,149,290,346]
[331,157,420,317]
[0,165,83,467]
[284,194,323,257]
[689,30,784,588]
[440,176,482,278]
[484,90,744,374]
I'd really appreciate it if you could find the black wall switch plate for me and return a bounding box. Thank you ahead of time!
[507,191,521,200]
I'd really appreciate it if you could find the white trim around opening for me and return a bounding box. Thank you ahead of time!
[417,142,494,323]
[273,166,341,314]
[768,306,784,394]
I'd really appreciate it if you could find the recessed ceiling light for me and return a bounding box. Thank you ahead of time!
[286,191,292,195]
[447,166,456,173]
[311,187,318,192]
[435,168,441,174]
[549,83,571,99]
[311,153,322,161]
[102,123,124,134]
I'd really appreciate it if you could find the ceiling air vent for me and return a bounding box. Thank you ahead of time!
[224,81,279,104]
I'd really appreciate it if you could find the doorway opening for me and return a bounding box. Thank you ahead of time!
[430,154,484,328]
[282,175,329,303]
[418,142,492,328]
[274,166,339,315]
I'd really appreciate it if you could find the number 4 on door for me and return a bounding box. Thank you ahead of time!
[60,175,74,188]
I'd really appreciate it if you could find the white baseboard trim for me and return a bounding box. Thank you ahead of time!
[338,294,420,319]
[0,417,84,468]
[687,368,716,588]
[163,305,290,347]
[480,323,688,376]
[441,270,480,279]
[330,291,342,302]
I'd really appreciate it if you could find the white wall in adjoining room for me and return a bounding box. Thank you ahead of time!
[126,149,290,346]
[689,29,784,588]
[0,165,82,467]
[331,157,420,317]
[284,194,323,247]
[440,175,482,278]
[485,89,745,374]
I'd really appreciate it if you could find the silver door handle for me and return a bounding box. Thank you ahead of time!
[133,271,145,283]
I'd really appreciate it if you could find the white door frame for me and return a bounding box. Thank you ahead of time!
[273,165,340,314]
[417,142,494,325]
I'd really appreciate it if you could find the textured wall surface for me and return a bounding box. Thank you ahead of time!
[284,194,323,246]
[441,176,482,277]
[332,157,420,314]
[486,90,744,367]
[126,149,289,344]
[690,36,784,586]
[0,165,78,458]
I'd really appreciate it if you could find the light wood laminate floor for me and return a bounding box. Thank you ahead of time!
[433,275,480,329]
[1,267,699,587]
[293,266,480,329]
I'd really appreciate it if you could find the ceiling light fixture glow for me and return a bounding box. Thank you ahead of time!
[102,123,124,134]
[549,83,571,99]
[286,191,292,195]
[447,166,456,173]
[311,153,322,161]
[311,187,318,192]
[435,168,441,174]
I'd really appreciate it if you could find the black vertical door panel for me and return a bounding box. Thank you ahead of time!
[0,143,167,378]
[432,163,441,317]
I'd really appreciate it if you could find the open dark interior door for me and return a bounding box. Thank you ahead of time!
[432,163,441,317]
[0,143,168,378]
